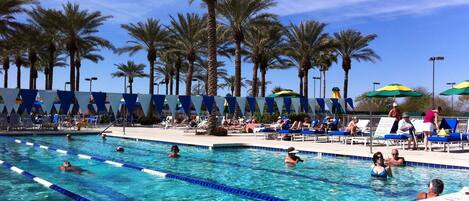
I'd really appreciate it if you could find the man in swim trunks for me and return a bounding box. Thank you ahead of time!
[284,147,303,166]
[385,149,406,166]
[417,179,444,200]
[59,160,93,175]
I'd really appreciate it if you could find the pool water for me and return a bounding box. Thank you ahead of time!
[1,135,468,200]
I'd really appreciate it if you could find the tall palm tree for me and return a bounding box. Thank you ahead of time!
[333,29,380,98]
[8,33,27,89]
[52,2,111,91]
[28,6,61,90]
[119,18,169,95]
[169,13,206,96]
[314,48,337,98]
[218,0,276,97]
[37,50,66,88]
[259,49,292,97]
[285,20,328,98]
[246,79,270,96]
[111,61,147,94]
[189,0,219,135]
[21,25,44,90]
[158,51,177,95]
[75,44,104,91]
[0,40,11,88]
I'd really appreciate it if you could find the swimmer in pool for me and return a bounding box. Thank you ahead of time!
[59,160,93,175]
[101,134,107,140]
[370,152,392,179]
[169,145,180,158]
[116,146,124,152]
[66,134,73,140]
[284,147,303,166]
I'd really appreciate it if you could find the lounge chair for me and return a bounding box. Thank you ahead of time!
[349,119,371,145]
[367,117,396,146]
[0,114,8,131]
[429,118,468,153]
[276,121,301,141]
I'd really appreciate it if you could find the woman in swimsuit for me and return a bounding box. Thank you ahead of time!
[370,152,392,178]
[416,179,444,200]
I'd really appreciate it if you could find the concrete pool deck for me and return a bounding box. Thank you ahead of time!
[104,127,469,169]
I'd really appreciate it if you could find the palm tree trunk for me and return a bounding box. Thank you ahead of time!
[206,0,218,135]
[47,43,56,90]
[29,52,37,90]
[69,48,76,91]
[15,56,21,89]
[252,61,259,97]
[299,74,303,96]
[165,80,168,95]
[186,59,194,95]
[342,57,351,98]
[129,78,133,94]
[234,39,241,97]
[49,66,54,90]
[2,56,9,88]
[205,76,208,95]
[175,57,181,95]
[261,67,266,97]
[75,59,81,91]
[170,75,174,95]
[303,67,309,98]
[149,58,155,95]
[322,70,326,98]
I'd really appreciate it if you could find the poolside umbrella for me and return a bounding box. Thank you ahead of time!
[440,80,469,96]
[268,90,301,97]
[366,83,423,97]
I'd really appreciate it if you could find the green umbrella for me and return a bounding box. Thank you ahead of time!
[268,90,302,97]
[367,83,423,97]
[440,80,469,96]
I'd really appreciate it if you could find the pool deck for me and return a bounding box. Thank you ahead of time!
[104,127,469,169]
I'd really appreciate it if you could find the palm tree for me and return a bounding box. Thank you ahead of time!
[111,61,147,94]
[21,25,44,90]
[189,0,218,135]
[28,6,61,90]
[246,79,270,96]
[75,44,104,91]
[37,50,66,88]
[193,59,227,94]
[314,48,337,98]
[285,20,329,98]
[333,29,380,98]
[119,18,169,95]
[7,33,27,89]
[52,2,111,91]
[221,75,246,96]
[218,0,276,97]
[169,13,206,96]
[0,40,11,88]
[0,0,36,38]
[158,51,177,95]
[155,65,174,95]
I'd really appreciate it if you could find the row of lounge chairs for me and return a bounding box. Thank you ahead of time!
[255,116,469,153]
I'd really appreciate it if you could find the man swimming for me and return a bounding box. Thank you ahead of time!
[284,147,303,166]
[59,160,93,175]
[385,149,406,166]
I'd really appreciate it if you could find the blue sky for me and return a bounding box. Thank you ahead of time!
[7,0,469,99]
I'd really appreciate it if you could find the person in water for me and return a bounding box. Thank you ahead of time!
[116,146,124,152]
[370,152,392,178]
[169,145,180,158]
[101,134,107,140]
[385,149,406,167]
[284,147,303,165]
[59,160,92,175]
[416,179,444,200]
[66,134,73,140]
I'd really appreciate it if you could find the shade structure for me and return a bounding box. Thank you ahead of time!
[440,80,469,96]
[367,83,423,97]
[268,90,301,97]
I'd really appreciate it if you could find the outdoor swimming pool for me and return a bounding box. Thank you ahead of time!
[0,134,468,200]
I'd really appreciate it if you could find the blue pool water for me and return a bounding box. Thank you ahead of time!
[0,135,468,200]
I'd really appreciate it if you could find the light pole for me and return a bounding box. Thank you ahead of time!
[192,78,200,95]
[313,76,320,98]
[429,56,444,108]
[372,82,381,91]
[64,81,70,91]
[84,77,97,93]
[154,81,166,95]
[446,82,456,112]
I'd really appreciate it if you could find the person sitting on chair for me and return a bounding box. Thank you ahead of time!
[397,112,417,150]
[346,117,359,136]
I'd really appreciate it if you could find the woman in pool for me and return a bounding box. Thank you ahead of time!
[284,147,303,166]
[370,152,392,178]
[59,160,93,175]
[169,145,180,158]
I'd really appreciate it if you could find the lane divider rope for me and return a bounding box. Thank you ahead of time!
[0,159,90,201]
[0,135,285,201]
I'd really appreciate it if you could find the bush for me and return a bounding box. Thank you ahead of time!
[99,115,111,124]
[138,116,158,125]
[210,127,228,136]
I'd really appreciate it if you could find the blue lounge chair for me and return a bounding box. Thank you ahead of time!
[429,118,468,153]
